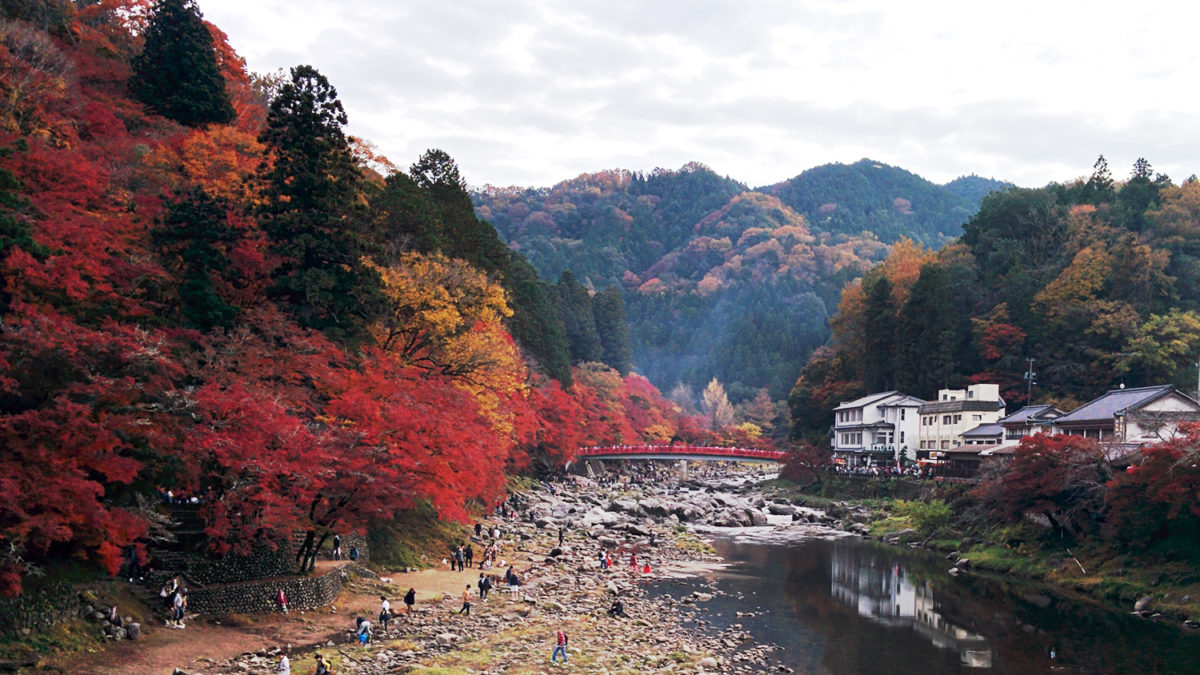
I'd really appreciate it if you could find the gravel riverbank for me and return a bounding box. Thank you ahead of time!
[195,472,823,674]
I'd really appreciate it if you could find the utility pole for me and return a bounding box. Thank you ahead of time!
[1024,357,1036,403]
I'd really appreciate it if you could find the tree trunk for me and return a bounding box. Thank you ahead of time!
[296,529,315,573]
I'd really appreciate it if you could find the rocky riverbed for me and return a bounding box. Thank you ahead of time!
[185,471,846,674]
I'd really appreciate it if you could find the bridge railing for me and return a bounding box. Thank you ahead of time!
[576,444,785,461]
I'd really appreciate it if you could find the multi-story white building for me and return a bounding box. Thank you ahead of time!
[831,391,925,466]
[917,384,1005,460]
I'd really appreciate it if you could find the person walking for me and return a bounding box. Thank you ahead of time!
[465,544,474,569]
[403,587,415,615]
[277,648,290,674]
[277,588,289,614]
[332,534,342,561]
[378,596,391,632]
[314,653,332,675]
[458,585,472,615]
[551,627,569,664]
[474,522,482,538]
[171,587,188,628]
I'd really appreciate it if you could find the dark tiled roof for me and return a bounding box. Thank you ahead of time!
[1053,385,1179,425]
[999,404,1063,425]
[962,423,1003,437]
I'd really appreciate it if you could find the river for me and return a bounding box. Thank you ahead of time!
[649,528,1200,674]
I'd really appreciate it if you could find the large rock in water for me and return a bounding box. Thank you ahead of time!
[745,509,768,526]
[767,503,796,516]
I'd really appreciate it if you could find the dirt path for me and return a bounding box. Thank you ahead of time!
[57,561,501,675]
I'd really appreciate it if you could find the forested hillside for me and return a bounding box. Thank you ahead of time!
[0,0,751,594]
[474,160,1006,407]
[789,157,1200,440]
[762,159,1012,245]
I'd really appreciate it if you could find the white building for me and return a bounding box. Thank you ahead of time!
[917,384,1005,461]
[831,391,925,466]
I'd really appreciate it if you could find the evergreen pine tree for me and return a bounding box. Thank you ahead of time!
[594,286,633,375]
[555,271,602,363]
[504,254,572,384]
[893,264,971,397]
[861,276,896,392]
[131,0,234,127]
[153,188,238,330]
[258,65,382,344]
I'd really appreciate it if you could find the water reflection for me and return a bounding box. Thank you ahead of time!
[648,534,1200,674]
[830,543,992,668]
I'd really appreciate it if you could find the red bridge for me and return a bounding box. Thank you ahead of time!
[575,444,785,463]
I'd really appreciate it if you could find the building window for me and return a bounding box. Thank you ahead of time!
[900,431,905,443]
[954,414,962,424]
[900,409,906,420]
[972,414,982,421]
[943,415,952,425]
[941,440,950,449]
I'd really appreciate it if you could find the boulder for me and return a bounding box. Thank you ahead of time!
[126,622,142,640]
[1134,596,1154,613]
[745,509,768,526]
[436,633,460,645]
[766,504,796,516]
[698,657,719,669]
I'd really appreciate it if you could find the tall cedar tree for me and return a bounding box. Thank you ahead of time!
[131,0,235,127]
[556,270,603,363]
[153,188,238,330]
[861,276,896,392]
[893,263,971,397]
[409,149,571,383]
[258,65,382,345]
[594,286,633,375]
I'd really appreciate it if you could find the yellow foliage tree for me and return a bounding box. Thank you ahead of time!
[367,252,526,434]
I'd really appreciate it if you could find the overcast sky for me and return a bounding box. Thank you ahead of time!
[198,0,1200,190]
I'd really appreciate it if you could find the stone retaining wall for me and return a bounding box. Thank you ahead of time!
[0,582,81,636]
[187,563,369,616]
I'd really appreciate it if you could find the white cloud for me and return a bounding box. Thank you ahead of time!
[198,0,1200,189]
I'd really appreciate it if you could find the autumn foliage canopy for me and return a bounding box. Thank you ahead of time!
[0,2,717,591]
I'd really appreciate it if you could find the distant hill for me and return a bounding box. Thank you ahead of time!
[760,159,1013,246]
[473,160,1009,404]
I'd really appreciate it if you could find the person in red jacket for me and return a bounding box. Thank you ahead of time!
[551,627,568,664]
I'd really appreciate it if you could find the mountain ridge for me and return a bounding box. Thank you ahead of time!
[472,159,1011,404]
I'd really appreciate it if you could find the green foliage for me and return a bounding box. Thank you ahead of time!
[861,276,895,392]
[766,159,1008,245]
[593,285,632,375]
[131,0,234,127]
[555,271,602,363]
[258,64,383,345]
[503,254,571,384]
[892,499,953,537]
[154,188,238,330]
[893,263,974,397]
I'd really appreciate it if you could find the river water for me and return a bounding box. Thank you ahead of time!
[649,529,1200,674]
